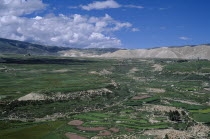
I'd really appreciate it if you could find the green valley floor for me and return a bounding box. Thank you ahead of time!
[0,55,210,138]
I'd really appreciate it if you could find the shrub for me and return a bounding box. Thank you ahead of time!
[168,110,180,121]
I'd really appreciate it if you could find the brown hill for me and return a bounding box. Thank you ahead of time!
[100,45,210,59]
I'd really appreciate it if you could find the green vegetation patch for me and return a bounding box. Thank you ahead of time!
[154,117,168,122]
[117,122,169,130]
[164,60,210,72]
[0,56,113,100]
[72,114,104,121]
[121,109,135,113]
[0,121,65,139]
[189,109,210,114]
[87,112,110,118]
[168,101,207,110]
[115,119,148,124]
[62,125,98,137]
[124,97,160,106]
[190,113,210,123]
[82,122,112,127]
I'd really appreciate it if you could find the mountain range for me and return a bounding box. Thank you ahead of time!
[0,38,210,59]
[0,38,119,56]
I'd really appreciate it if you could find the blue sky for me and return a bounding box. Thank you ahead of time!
[0,0,210,49]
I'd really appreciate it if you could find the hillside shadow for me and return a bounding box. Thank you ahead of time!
[0,58,95,65]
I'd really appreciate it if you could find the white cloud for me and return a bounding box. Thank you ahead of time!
[33,16,43,20]
[0,13,132,48]
[124,5,144,9]
[179,37,191,40]
[0,0,46,16]
[80,0,144,10]
[132,28,140,32]
[0,0,136,48]
[81,0,120,11]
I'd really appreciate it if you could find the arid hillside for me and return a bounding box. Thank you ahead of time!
[100,44,210,59]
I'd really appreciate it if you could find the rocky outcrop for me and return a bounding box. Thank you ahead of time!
[144,124,210,139]
[18,88,113,101]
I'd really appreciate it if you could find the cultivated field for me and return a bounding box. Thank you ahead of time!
[0,55,210,139]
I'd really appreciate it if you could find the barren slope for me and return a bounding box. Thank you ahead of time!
[101,44,210,59]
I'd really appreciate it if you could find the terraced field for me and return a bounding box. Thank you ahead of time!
[0,55,210,138]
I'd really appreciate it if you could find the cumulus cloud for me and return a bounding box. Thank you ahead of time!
[81,0,120,11]
[0,0,46,16]
[0,13,132,48]
[0,0,135,48]
[79,0,144,10]
[179,37,191,40]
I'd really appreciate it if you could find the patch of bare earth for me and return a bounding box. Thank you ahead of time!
[144,129,189,139]
[99,69,112,75]
[189,124,210,138]
[174,71,210,76]
[125,128,135,132]
[109,128,120,133]
[65,133,87,139]
[144,124,210,139]
[146,88,165,93]
[207,102,210,106]
[152,64,163,71]
[89,71,98,74]
[89,69,112,75]
[18,88,112,101]
[68,120,84,126]
[77,127,106,131]
[97,131,112,136]
[51,69,71,73]
[204,88,210,91]
[8,113,66,122]
[109,80,118,88]
[27,69,47,73]
[131,95,151,100]
[149,118,160,124]
[165,98,202,105]
[18,93,46,101]
[144,104,180,112]
[35,113,65,122]
[129,67,139,74]
[96,134,140,139]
